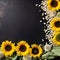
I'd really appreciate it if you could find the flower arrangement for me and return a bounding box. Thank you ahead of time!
[0,40,59,60]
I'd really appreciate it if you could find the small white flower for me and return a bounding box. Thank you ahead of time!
[23,55,31,60]
[44,43,52,52]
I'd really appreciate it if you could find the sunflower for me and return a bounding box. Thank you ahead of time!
[50,17,60,31]
[47,0,60,11]
[1,40,15,57]
[16,41,30,56]
[30,44,43,58]
[52,32,60,45]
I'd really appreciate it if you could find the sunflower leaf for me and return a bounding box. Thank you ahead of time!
[52,46,60,56]
[5,58,11,60]
[56,12,60,18]
[11,55,17,60]
[4,54,17,60]
[46,56,55,60]
[0,56,11,60]
[42,52,56,59]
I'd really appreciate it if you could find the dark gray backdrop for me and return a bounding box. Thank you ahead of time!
[0,0,49,45]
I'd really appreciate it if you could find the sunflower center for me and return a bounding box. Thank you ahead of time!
[55,21,60,27]
[32,48,39,54]
[5,45,12,51]
[19,45,26,52]
[51,0,58,7]
[56,34,60,42]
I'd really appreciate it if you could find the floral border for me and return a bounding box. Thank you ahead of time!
[0,40,60,60]
[0,0,60,60]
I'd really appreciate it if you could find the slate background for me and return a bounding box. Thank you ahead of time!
[0,0,49,45]
[0,0,60,60]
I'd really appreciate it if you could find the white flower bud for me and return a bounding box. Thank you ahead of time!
[23,55,31,60]
[44,43,52,52]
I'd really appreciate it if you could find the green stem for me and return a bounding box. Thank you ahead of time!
[19,56,23,60]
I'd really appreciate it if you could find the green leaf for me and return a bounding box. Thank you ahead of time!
[52,46,60,56]
[42,52,56,59]
[0,54,17,60]
[5,58,11,60]
[11,55,17,60]
[56,12,60,18]
[47,56,55,59]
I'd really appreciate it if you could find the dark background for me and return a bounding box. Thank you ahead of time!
[0,0,48,44]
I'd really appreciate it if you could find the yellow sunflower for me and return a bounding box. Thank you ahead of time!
[16,41,30,56]
[30,44,43,58]
[50,17,60,31]
[47,0,60,11]
[1,40,15,57]
[52,32,60,45]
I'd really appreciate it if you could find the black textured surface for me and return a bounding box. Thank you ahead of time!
[0,0,49,45]
[0,0,59,60]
